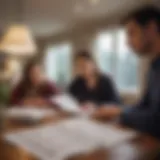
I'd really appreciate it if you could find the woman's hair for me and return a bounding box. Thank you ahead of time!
[19,58,40,96]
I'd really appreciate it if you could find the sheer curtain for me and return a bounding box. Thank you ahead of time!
[116,30,138,91]
[44,43,72,88]
[94,29,139,92]
[94,31,114,75]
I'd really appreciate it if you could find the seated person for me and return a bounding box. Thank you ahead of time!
[10,58,59,107]
[93,7,160,139]
[68,51,121,108]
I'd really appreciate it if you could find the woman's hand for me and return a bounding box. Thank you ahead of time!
[22,98,35,106]
[22,97,48,107]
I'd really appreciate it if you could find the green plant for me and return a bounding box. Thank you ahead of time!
[0,82,10,106]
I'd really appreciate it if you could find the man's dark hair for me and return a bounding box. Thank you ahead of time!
[74,50,93,61]
[124,6,160,31]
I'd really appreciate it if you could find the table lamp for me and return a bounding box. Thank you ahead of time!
[0,25,37,55]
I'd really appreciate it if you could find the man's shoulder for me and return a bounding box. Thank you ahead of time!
[99,73,113,83]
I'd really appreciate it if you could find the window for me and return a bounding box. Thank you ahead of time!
[94,29,139,92]
[116,30,138,91]
[94,31,114,74]
[44,43,72,88]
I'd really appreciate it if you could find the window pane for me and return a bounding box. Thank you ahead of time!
[116,30,138,91]
[94,29,139,91]
[94,32,114,74]
[44,43,72,87]
[44,48,57,81]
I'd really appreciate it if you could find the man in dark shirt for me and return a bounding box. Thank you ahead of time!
[68,51,121,107]
[69,75,121,106]
[93,6,160,138]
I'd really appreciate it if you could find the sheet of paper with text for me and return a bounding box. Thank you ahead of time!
[5,118,137,160]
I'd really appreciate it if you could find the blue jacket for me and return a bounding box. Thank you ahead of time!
[121,56,160,138]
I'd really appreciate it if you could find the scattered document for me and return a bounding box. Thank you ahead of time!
[5,118,137,160]
[51,94,82,113]
[5,108,55,121]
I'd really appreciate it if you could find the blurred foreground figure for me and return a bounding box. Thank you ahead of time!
[93,6,160,138]
[10,58,59,106]
[69,51,121,109]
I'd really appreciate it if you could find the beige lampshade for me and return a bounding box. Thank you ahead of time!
[0,25,37,55]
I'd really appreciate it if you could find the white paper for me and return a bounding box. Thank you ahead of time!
[5,108,55,121]
[51,94,82,113]
[5,118,137,160]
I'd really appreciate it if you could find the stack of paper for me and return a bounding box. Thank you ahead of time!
[51,94,82,113]
[51,94,95,118]
[5,118,137,160]
[5,108,55,121]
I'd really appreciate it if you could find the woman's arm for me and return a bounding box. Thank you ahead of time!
[40,81,60,107]
[9,84,23,105]
[10,86,41,106]
[44,81,60,96]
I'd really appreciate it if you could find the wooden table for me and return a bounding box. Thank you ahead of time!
[0,113,160,160]
[0,112,67,160]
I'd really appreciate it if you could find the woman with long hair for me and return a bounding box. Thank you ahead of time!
[69,50,121,108]
[10,58,59,106]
